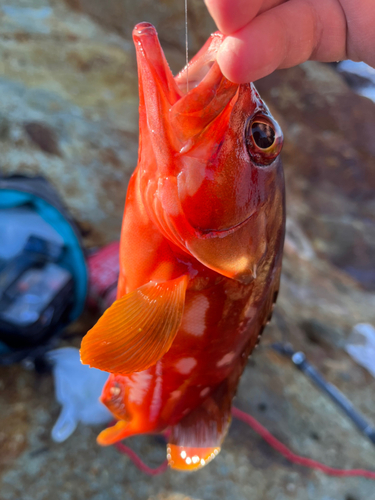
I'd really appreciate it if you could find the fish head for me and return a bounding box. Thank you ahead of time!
[134,23,284,284]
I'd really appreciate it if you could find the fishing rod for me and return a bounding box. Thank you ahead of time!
[272,342,375,446]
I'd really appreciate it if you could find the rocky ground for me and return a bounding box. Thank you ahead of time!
[0,1,375,499]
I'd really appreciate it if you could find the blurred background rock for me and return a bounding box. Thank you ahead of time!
[0,1,374,499]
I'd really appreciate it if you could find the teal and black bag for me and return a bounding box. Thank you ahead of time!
[0,176,88,365]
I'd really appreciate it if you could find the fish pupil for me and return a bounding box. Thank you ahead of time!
[251,122,275,149]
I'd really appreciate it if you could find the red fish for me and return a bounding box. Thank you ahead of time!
[81,22,285,471]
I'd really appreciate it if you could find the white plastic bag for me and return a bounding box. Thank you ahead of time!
[345,323,375,378]
[47,347,112,442]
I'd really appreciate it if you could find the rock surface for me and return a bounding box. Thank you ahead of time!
[256,63,375,291]
[63,0,216,72]
[0,1,375,500]
[0,0,139,246]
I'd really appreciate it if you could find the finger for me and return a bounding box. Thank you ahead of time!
[340,0,375,66]
[217,0,347,83]
[204,0,284,35]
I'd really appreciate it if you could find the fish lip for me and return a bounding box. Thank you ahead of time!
[133,22,156,37]
[194,212,255,239]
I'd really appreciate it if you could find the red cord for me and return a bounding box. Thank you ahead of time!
[113,408,375,479]
[231,407,375,480]
[114,442,168,475]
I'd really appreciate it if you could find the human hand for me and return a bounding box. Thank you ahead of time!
[204,0,375,83]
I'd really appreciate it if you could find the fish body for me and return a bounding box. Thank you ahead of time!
[81,22,285,471]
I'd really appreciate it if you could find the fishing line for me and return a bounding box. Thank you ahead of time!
[114,441,168,476]
[113,409,375,479]
[185,0,189,92]
[232,407,375,480]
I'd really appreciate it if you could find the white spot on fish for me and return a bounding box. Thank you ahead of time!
[127,371,152,405]
[181,295,209,337]
[160,178,180,216]
[180,450,187,459]
[200,387,210,398]
[109,386,121,396]
[179,138,194,155]
[175,357,197,375]
[149,362,163,421]
[216,351,236,368]
[170,390,182,399]
[243,303,257,320]
[181,157,207,197]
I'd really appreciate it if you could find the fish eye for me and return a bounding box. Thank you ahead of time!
[246,113,283,166]
[251,122,275,149]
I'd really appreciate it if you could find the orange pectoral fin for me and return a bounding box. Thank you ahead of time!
[80,275,189,374]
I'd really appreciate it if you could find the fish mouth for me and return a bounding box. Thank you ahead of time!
[176,61,215,93]
[174,34,217,93]
[133,22,238,143]
[134,22,154,35]
[174,33,225,95]
[133,22,227,97]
